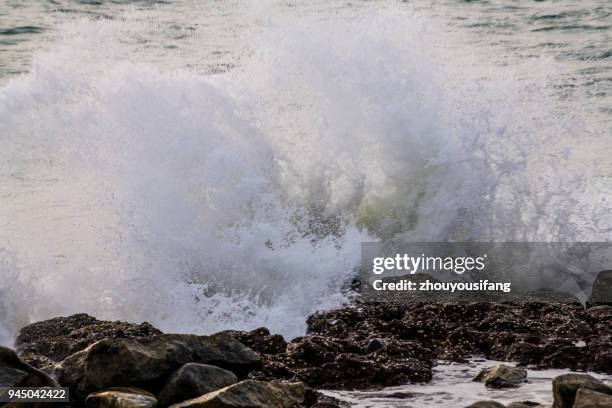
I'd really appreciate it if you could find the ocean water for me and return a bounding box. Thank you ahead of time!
[1,0,611,345]
[324,359,612,407]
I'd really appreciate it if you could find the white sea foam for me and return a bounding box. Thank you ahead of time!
[323,359,612,407]
[0,3,609,344]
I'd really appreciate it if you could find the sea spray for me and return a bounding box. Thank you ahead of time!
[0,4,606,344]
[0,250,24,346]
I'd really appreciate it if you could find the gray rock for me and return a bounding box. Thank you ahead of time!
[366,338,385,354]
[552,373,612,408]
[586,305,612,317]
[57,334,260,401]
[0,346,58,388]
[473,364,527,388]
[572,388,612,408]
[0,366,28,388]
[167,380,304,408]
[588,270,612,306]
[158,363,238,406]
[464,402,506,408]
[303,389,347,408]
[85,387,157,408]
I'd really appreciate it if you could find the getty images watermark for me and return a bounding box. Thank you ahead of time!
[371,252,511,294]
[360,242,612,304]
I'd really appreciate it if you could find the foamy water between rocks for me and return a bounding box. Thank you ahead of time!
[324,359,612,407]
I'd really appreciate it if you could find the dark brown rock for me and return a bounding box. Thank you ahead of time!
[473,364,527,388]
[16,314,161,368]
[167,380,304,408]
[85,387,157,408]
[365,338,385,353]
[249,333,432,390]
[588,270,612,306]
[12,297,612,402]
[587,335,612,373]
[158,363,238,407]
[552,373,612,408]
[0,346,58,388]
[586,305,612,319]
[304,301,609,375]
[572,387,612,408]
[221,327,287,355]
[299,389,347,408]
[57,333,260,402]
[464,402,506,408]
[293,352,431,389]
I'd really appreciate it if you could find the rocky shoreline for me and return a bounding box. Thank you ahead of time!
[1,301,611,407]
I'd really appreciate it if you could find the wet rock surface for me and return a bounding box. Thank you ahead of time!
[16,314,162,368]
[465,402,507,408]
[552,373,612,408]
[505,403,542,408]
[304,302,612,375]
[298,390,347,408]
[473,364,528,388]
[158,363,238,407]
[3,301,611,407]
[0,346,58,388]
[588,270,612,306]
[469,373,612,408]
[572,388,612,408]
[57,333,261,401]
[85,387,158,408]
[167,380,304,408]
[221,328,287,355]
[248,333,433,389]
[216,302,608,391]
